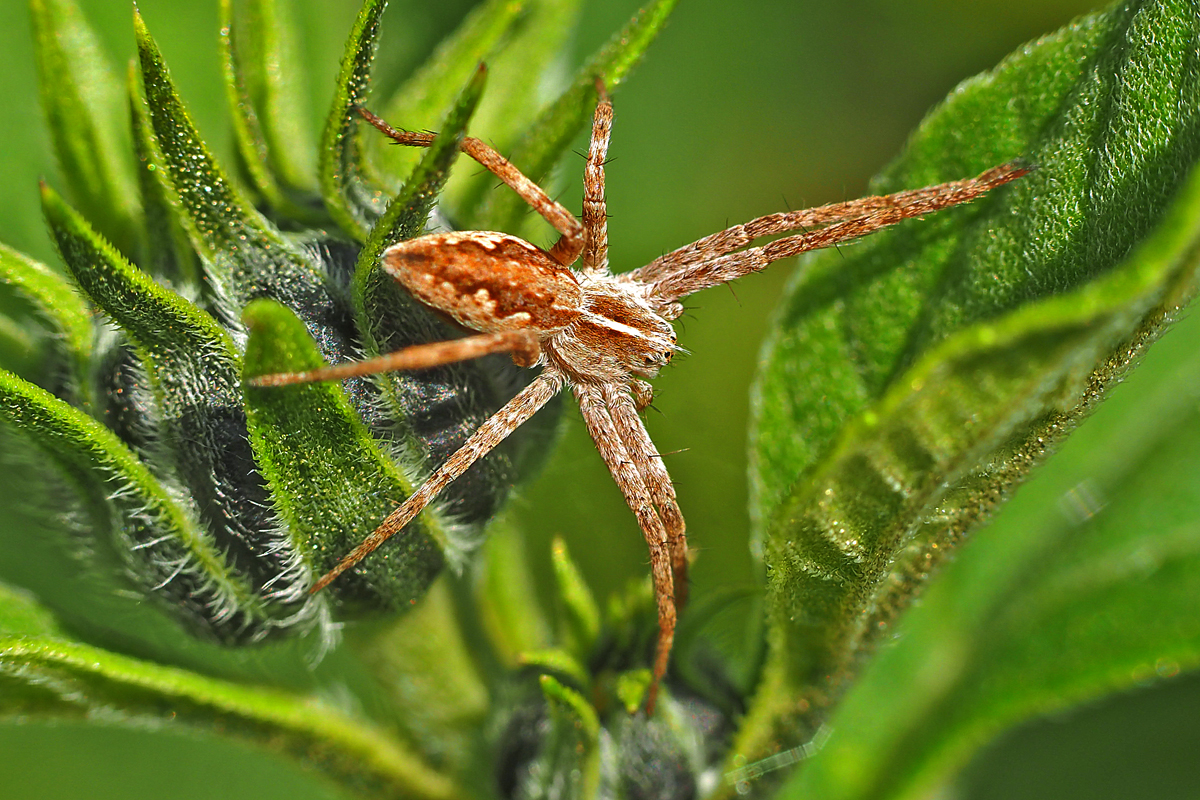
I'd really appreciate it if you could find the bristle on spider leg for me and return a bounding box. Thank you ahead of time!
[601,384,690,612]
[646,159,1030,302]
[309,371,563,593]
[575,384,677,714]
[249,332,539,388]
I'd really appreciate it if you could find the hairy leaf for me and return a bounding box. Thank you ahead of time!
[242,298,445,608]
[0,368,267,631]
[219,0,323,222]
[318,0,390,239]
[42,183,322,637]
[127,64,199,285]
[135,9,333,316]
[781,287,1200,800]
[0,242,92,397]
[30,0,141,257]
[475,0,679,234]
[0,586,456,800]
[735,0,1200,782]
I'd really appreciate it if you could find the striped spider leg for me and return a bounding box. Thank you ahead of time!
[253,84,1028,714]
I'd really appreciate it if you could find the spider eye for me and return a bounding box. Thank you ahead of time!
[643,350,673,368]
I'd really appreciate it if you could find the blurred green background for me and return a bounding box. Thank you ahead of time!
[3,0,1199,798]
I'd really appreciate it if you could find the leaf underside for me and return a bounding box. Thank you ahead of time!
[732,2,1200,797]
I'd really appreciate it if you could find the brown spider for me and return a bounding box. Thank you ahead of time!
[253,83,1027,713]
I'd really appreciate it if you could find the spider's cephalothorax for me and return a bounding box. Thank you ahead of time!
[254,86,1027,713]
[380,228,680,388]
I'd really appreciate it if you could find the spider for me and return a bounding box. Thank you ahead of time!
[253,81,1027,713]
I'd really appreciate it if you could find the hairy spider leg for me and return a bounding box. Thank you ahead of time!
[310,371,564,593]
[574,382,676,714]
[356,105,587,266]
[600,383,688,611]
[251,330,539,387]
[631,161,1030,303]
[581,84,613,274]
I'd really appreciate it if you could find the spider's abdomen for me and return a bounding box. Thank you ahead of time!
[383,231,583,334]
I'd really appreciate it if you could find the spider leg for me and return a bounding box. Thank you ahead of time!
[630,161,1029,302]
[357,106,583,265]
[250,330,540,387]
[580,82,613,274]
[310,370,564,593]
[600,383,689,610]
[575,382,675,714]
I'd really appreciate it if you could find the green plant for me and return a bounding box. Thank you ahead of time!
[3,0,1200,799]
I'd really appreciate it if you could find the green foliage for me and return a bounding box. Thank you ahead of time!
[0,366,267,630]
[220,0,321,221]
[783,305,1200,800]
[30,0,141,257]
[318,0,391,238]
[2,0,1199,798]
[2,0,689,797]
[730,0,1200,796]
[242,298,446,606]
[0,583,457,799]
[0,242,92,397]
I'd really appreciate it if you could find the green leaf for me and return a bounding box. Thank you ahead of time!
[473,0,678,234]
[0,582,64,639]
[318,0,390,240]
[40,184,318,638]
[30,0,142,258]
[41,184,239,375]
[550,536,600,657]
[520,648,591,689]
[127,64,199,286]
[241,298,446,607]
[538,673,602,798]
[0,603,457,800]
[780,286,1200,800]
[737,0,1200,774]
[367,0,527,192]
[219,0,323,222]
[475,520,551,664]
[0,242,92,397]
[540,673,600,743]
[134,8,330,310]
[0,368,267,633]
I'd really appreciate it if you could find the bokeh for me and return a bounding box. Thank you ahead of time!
[5,1,1198,799]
